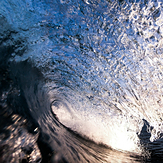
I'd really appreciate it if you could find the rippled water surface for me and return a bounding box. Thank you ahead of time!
[1,0,163,162]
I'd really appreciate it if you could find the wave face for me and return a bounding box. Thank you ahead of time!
[1,0,163,162]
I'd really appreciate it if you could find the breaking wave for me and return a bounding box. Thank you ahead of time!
[1,0,163,162]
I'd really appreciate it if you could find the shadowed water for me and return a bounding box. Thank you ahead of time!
[0,0,163,162]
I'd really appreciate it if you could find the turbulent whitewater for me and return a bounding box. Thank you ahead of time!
[1,0,163,162]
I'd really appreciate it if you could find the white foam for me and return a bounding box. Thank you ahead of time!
[51,99,143,154]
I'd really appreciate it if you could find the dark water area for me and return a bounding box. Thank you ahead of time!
[1,0,163,162]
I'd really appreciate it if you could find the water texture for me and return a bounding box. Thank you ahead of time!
[1,0,163,162]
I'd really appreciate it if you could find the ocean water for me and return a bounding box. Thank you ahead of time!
[0,0,163,162]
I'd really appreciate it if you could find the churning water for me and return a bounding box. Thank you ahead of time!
[1,0,163,162]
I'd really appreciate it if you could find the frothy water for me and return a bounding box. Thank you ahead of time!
[1,0,163,162]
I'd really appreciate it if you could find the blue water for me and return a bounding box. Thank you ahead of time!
[1,0,163,162]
